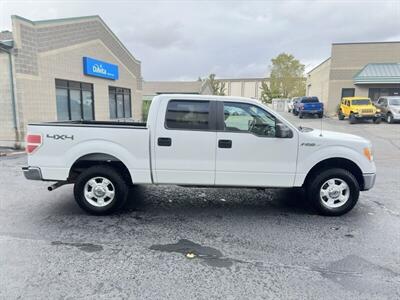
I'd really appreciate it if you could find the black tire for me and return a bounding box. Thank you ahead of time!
[338,111,345,120]
[306,168,360,216]
[373,117,381,124]
[293,110,298,116]
[73,165,128,215]
[318,113,323,118]
[299,112,303,119]
[387,113,394,124]
[349,113,357,124]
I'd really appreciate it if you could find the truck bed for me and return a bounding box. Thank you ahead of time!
[26,120,151,183]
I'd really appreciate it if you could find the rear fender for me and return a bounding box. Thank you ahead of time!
[65,140,137,183]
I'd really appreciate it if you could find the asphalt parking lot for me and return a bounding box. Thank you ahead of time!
[0,113,399,299]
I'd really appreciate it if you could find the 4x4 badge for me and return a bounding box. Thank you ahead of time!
[46,134,74,140]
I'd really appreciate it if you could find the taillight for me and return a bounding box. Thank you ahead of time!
[26,134,42,154]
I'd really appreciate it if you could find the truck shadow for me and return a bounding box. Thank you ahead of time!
[121,185,312,216]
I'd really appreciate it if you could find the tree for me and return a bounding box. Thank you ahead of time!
[269,53,305,98]
[208,73,226,95]
[260,80,280,104]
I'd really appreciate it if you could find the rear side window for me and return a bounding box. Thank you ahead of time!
[165,100,210,130]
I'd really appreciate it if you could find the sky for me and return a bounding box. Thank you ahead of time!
[1,0,399,80]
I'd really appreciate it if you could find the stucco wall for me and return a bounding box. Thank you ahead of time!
[306,58,331,108]
[0,52,17,146]
[221,78,267,100]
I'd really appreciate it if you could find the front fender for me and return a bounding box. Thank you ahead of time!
[294,145,374,186]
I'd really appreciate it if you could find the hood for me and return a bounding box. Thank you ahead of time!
[301,129,370,146]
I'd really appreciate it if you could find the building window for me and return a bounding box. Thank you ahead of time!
[341,88,355,98]
[109,87,132,119]
[165,100,210,130]
[369,88,400,102]
[55,79,94,121]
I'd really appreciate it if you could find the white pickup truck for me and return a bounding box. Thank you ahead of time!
[23,94,376,216]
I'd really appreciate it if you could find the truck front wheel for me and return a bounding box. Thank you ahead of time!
[349,113,357,124]
[74,165,128,215]
[306,168,360,216]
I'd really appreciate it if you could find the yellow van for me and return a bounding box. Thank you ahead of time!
[338,97,382,124]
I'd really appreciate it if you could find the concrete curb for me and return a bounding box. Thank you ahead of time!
[0,150,25,157]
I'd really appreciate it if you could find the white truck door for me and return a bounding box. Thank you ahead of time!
[154,99,217,185]
[215,101,298,187]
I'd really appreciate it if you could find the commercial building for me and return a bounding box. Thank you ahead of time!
[0,15,142,148]
[142,80,212,120]
[142,80,212,100]
[217,77,269,100]
[307,41,400,114]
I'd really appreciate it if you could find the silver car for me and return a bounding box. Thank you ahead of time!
[375,96,400,123]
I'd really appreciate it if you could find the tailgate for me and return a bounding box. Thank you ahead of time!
[303,102,323,110]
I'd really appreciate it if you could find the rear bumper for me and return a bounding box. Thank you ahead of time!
[362,173,376,191]
[301,110,323,114]
[22,166,43,181]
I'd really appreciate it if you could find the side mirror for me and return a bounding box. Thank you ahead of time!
[276,123,293,138]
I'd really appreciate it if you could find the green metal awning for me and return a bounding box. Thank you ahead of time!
[353,63,400,84]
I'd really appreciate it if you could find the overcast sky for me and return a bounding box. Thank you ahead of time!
[1,0,399,80]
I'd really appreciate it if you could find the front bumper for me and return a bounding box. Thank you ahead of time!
[391,112,400,120]
[354,113,382,119]
[362,173,376,191]
[22,166,43,180]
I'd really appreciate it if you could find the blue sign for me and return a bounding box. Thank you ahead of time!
[83,57,119,80]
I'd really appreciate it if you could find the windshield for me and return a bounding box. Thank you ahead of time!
[352,99,371,105]
[389,98,400,106]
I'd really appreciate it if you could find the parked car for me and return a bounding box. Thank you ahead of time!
[338,97,382,124]
[23,94,376,216]
[374,96,400,123]
[287,97,298,113]
[293,96,323,118]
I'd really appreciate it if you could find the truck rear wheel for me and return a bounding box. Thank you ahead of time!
[74,165,128,215]
[306,168,360,216]
[338,111,345,120]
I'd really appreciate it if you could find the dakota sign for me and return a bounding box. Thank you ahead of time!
[83,57,119,80]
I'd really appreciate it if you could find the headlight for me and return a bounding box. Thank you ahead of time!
[376,108,381,113]
[363,147,373,161]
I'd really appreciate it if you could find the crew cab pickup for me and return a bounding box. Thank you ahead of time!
[23,94,376,216]
[293,96,324,118]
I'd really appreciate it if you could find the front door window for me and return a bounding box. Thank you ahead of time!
[223,102,276,137]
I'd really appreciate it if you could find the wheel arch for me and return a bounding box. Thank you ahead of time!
[303,157,364,190]
[68,153,133,184]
